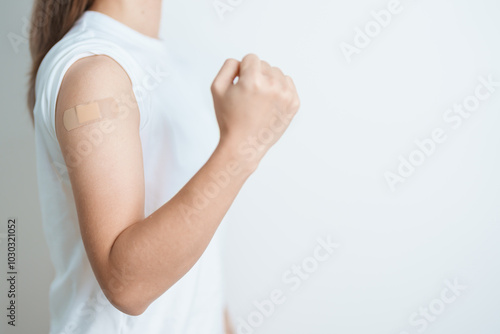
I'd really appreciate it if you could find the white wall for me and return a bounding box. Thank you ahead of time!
[2,0,500,333]
[1,0,53,333]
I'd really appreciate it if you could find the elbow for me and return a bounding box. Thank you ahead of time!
[112,298,148,317]
[101,259,151,316]
[104,286,150,316]
[100,258,177,316]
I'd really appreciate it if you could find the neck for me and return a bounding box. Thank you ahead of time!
[89,0,162,39]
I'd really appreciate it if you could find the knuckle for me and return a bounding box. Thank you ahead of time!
[291,96,300,110]
[271,66,283,75]
[241,76,261,91]
[261,60,271,69]
[282,89,294,102]
[210,81,222,95]
[225,58,239,68]
[285,75,296,87]
[210,80,217,91]
[242,53,259,63]
[266,74,278,88]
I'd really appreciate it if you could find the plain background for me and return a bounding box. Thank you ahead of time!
[1,0,500,333]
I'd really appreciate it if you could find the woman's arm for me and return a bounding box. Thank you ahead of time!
[55,53,299,316]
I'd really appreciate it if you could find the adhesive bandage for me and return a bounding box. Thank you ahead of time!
[63,97,120,131]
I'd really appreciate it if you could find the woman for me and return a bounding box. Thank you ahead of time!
[28,0,300,333]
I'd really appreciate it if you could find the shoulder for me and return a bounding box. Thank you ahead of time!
[36,34,137,113]
[54,55,140,141]
[33,19,144,139]
[59,55,132,104]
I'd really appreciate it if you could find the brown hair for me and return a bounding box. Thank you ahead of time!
[27,0,95,123]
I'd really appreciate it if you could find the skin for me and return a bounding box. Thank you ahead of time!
[55,0,300,327]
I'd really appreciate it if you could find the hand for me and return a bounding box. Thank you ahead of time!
[211,53,300,168]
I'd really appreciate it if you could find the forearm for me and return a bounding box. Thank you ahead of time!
[105,140,255,314]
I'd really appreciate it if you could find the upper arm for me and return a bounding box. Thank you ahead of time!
[55,55,145,302]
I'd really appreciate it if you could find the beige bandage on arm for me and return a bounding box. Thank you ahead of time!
[63,97,119,131]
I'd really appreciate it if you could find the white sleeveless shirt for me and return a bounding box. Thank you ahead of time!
[33,10,225,334]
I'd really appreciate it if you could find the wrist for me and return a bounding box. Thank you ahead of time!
[214,136,260,177]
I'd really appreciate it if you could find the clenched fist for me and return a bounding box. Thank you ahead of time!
[211,54,300,169]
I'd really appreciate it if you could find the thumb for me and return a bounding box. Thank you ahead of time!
[212,58,240,94]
